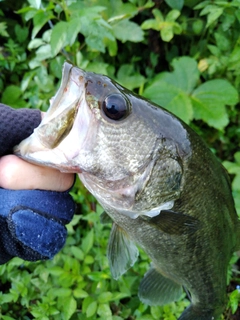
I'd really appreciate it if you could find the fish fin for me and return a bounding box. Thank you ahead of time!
[100,211,112,224]
[178,305,216,320]
[139,266,183,306]
[149,210,200,235]
[107,223,139,280]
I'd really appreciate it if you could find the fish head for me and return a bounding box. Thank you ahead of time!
[15,62,191,218]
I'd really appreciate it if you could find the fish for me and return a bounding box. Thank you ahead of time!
[14,62,240,320]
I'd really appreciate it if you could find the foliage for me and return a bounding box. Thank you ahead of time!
[0,0,240,319]
[224,152,240,216]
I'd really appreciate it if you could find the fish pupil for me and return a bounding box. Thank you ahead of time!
[102,93,128,120]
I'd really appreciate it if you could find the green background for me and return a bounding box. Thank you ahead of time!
[0,0,240,319]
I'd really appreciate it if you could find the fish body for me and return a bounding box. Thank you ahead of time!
[15,62,240,320]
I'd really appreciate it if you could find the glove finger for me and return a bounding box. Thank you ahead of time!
[0,188,75,223]
[8,207,67,259]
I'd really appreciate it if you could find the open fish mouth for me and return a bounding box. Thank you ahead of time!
[14,62,91,172]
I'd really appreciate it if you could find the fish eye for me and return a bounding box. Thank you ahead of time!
[102,93,129,121]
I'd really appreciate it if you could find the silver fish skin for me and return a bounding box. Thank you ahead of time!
[15,62,240,320]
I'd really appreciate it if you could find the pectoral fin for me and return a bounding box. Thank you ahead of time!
[149,210,200,235]
[107,223,139,280]
[139,266,183,306]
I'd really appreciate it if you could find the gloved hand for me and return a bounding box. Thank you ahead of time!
[0,188,75,264]
[0,104,75,264]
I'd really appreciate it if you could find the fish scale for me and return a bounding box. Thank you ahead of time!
[15,62,240,320]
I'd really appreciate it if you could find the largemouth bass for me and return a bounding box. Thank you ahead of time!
[15,62,240,320]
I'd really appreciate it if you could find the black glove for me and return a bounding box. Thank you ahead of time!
[0,104,75,264]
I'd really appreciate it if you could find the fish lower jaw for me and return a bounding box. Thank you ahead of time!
[16,147,82,173]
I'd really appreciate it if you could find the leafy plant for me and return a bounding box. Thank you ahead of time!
[143,56,238,128]
[0,0,240,319]
[223,152,240,216]
[141,8,182,42]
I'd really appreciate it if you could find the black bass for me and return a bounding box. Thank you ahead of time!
[15,62,240,320]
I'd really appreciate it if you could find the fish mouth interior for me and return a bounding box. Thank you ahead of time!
[45,61,74,120]
[41,62,83,124]
[36,62,86,149]
[14,62,86,158]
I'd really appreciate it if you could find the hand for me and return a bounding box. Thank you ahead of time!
[0,104,76,264]
[0,154,74,191]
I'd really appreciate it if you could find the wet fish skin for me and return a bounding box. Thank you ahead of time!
[15,62,240,320]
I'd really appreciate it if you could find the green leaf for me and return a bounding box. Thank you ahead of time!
[191,97,228,130]
[28,0,42,9]
[82,296,95,314]
[15,25,28,43]
[143,56,200,122]
[35,44,52,61]
[144,81,193,123]
[0,22,9,37]
[214,32,230,52]
[71,246,84,260]
[81,229,94,254]
[113,20,144,43]
[152,8,164,22]
[192,79,238,129]
[170,57,199,92]
[166,10,181,21]
[233,175,240,192]
[50,56,65,79]
[235,152,240,164]
[66,18,82,46]
[151,305,163,319]
[84,255,94,264]
[153,57,199,93]
[193,79,238,106]
[86,301,98,317]
[199,5,224,27]
[32,10,54,39]
[61,296,77,320]
[68,3,106,15]
[73,288,89,299]
[97,292,113,303]
[224,154,240,193]
[228,289,240,314]
[50,21,68,56]
[165,90,193,123]
[85,20,113,52]
[21,70,35,92]
[53,288,72,297]
[141,18,159,30]
[160,25,174,42]
[97,303,112,317]
[2,85,23,107]
[117,64,145,90]
[229,46,240,71]
[165,0,184,10]
[106,38,118,56]
[87,271,110,281]
[48,266,64,277]
[107,2,139,22]
[28,38,45,50]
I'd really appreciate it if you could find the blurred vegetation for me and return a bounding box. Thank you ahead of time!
[0,0,240,319]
